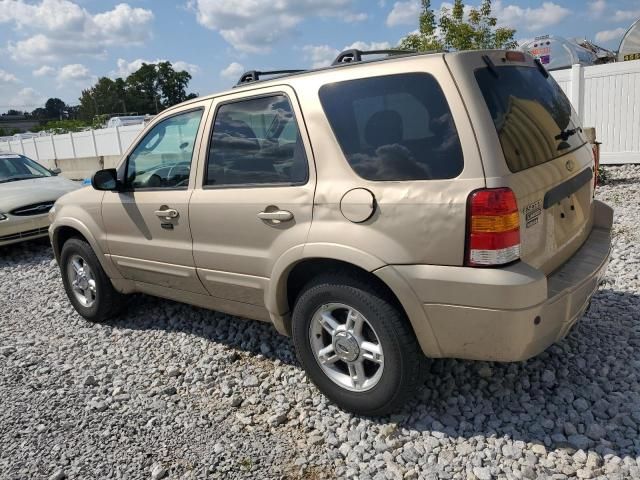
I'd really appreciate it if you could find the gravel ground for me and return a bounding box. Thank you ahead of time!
[1,165,639,480]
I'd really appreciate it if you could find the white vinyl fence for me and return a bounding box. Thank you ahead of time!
[1,60,640,166]
[0,124,144,167]
[551,61,640,164]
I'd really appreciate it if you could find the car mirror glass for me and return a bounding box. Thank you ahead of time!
[91,168,118,191]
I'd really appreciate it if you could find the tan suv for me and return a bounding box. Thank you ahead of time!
[49,49,612,415]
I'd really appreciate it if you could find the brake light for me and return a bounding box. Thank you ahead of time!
[466,188,521,266]
[505,51,526,62]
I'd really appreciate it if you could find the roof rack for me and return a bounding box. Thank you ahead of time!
[332,49,416,65]
[236,69,306,86]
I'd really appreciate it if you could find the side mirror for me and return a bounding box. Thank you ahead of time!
[51,167,62,175]
[91,168,119,191]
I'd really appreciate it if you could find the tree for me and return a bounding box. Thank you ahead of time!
[31,107,48,119]
[157,62,193,108]
[399,0,518,52]
[125,62,195,113]
[45,98,66,119]
[78,77,128,120]
[78,62,197,119]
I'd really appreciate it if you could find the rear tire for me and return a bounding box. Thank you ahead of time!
[292,272,423,416]
[60,238,124,322]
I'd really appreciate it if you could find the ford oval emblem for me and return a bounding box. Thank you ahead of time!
[566,159,575,172]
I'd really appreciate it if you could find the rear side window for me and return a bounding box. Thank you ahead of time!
[205,95,308,187]
[319,73,463,181]
[475,66,586,173]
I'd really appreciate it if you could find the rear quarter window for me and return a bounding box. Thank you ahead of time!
[319,73,464,181]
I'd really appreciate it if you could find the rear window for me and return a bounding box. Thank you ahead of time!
[319,73,464,181]
[475,66,586,173]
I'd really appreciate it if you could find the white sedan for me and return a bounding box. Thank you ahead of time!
[0,153,81,246]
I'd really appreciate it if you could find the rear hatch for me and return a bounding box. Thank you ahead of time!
[451,51,595,274]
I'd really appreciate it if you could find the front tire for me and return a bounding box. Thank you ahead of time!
[292,272,423,416]
[60,238,124,322]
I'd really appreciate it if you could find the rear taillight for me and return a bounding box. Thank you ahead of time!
[466,188,521,267]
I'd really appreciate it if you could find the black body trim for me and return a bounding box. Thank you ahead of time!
[543,168,593,209]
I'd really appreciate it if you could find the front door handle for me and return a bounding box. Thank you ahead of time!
[257,210,293,223]
[155,208,179,220]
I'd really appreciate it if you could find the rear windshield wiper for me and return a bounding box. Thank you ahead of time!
[555,128,578,141]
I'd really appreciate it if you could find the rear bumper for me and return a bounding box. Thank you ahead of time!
[377,200,613,362]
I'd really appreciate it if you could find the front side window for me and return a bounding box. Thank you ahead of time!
[205,95,308,187]
[319,73,464,181]
[126,109,203,189]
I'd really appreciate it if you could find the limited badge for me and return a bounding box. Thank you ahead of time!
[523,200,542,228]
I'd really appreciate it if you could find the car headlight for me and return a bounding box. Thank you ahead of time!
[0,212,8,221]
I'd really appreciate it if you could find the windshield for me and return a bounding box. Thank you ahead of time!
[475,66,586,173]
[0,154,52,183]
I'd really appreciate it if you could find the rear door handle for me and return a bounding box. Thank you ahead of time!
[154,208,179,219]
[257,210,293,222]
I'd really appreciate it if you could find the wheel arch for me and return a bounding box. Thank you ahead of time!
[50,218,121,280]
[267,250,442,357]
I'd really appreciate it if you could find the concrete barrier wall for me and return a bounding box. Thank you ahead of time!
[56,155,122,180]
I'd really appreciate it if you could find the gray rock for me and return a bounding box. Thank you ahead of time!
[531,444,546,455]
[541,370,556,383]
[48,470,66,480]
[586,423,606,440]
[473,466,492,480]
[267,412,287,426]
[568,435,591,451]
[151,464,168,480]
[160,386,177,396]
[573,449,587,464]
[243,375,260,387]
[573,398,590,412]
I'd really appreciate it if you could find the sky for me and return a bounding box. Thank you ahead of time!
[0,0,639,112]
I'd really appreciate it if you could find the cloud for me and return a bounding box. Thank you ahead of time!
[493,1,571,32]
[387,1,571,33]
[386,0,421,27]
[589,0,606,16]
[56,63,93,84]
[189,0,362,52]
[345,40,393,51]
[302,45,340,68]
[595,27,627,43]
[172,61,201,75]
[0,87,46,109]
[220,62,245,80]
[344,12,368,22]
[0,69,19,83]
[112,58,200,78]
[612,9,640,22]
[303,41,394,68]
[32,66,56,77]
[0,0,154,63]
